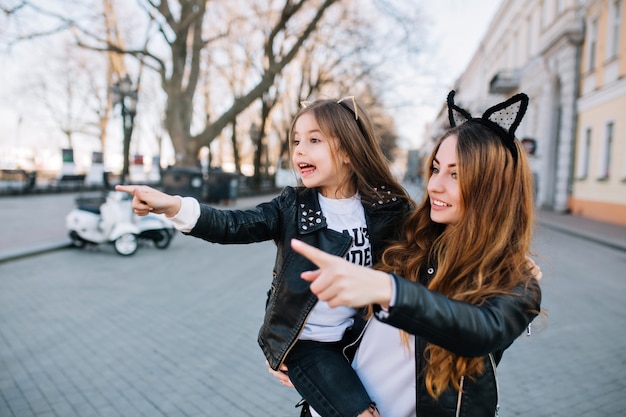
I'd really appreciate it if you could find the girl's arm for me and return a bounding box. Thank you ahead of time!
[117,184,284,244]
[187,200,281,244]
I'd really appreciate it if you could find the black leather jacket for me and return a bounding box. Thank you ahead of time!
[187,186,411,370]
[372,267,541,417]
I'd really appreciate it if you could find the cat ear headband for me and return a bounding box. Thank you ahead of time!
[447,90,529,162]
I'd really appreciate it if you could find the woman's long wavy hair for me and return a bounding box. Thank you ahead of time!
[288,98,411,204]
[377,121,536,398]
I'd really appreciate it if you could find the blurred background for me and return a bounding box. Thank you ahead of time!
[0,0,624,227]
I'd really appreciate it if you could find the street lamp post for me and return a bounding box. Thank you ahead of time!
[111,75,138,185]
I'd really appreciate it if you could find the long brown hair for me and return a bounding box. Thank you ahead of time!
[378,121,537,398]
[289,98,411,204]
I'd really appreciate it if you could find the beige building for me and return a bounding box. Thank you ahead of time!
[572,0,626,226]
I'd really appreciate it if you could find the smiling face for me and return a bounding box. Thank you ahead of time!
[427,135,463,225]
[291,112,352,198]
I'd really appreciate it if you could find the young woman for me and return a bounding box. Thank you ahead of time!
[117,97,413,417]
[274,91,542,417]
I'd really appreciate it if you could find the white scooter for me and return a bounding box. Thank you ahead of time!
[66,191,175,256]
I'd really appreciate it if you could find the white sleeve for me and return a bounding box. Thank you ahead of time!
[374,274,397,320]
[167,196,200,233]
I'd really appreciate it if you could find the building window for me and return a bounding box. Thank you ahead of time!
[577,127,592,180]
[608,0,622,59]
[587,18,598,71]
[598,121,614,180]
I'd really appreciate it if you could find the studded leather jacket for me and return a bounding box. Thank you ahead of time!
[186,186,412,370]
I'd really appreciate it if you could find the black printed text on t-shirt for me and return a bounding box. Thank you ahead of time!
[344,227,371,267]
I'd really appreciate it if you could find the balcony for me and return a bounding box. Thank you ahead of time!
[489,69,520,94]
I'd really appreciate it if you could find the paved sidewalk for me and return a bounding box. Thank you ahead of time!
[536,209,626,252]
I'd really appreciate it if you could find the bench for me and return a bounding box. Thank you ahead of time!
[0,169,36,194]
[51,174,86,190]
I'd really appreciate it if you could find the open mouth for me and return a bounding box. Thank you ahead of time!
[298,163,316,176]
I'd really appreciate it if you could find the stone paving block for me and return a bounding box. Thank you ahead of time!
[71,401,100,416]
[96,404,123,417]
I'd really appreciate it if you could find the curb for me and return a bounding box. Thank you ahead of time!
[0,240,73,264]
[537,219,626,252]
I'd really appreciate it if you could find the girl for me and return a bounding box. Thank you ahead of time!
[278,91,542,417]
[117,97,413,417]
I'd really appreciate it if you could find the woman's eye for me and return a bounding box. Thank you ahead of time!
[430,166,439,174]
[451,172,457,179]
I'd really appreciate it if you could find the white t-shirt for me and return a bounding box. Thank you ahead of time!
[352,318,416,416]
[300,193,369,342]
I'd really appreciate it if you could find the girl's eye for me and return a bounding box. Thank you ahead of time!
[293,139,300,146]
[430,165,439,174]
[310,137,320,143]
[451,172,457,179]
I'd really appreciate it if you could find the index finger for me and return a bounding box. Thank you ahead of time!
[290,239,334,268]
[115,185,138,194]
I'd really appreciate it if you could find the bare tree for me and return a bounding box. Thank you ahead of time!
[2,0,427,178]
[91,0,340,167]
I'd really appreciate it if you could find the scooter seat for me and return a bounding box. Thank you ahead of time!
[77,204,101,214]
[75,196,106,214]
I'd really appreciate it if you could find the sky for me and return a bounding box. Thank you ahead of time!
[395,0,502,148]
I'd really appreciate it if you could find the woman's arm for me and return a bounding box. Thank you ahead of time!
[378,274,541,357]
[292,239,541,357]
[293,239,394,308]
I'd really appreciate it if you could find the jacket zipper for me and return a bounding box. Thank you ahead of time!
[489,353,500,417]
[455,354,499,417]
[455,376,465,417]
[279,303,316,368]
[279,238,354,368]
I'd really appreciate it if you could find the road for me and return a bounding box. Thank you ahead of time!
[1,190,625,416]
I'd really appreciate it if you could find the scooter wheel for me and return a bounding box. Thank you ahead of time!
[69,232,86,248]
[70,238,86,248]
[153,229,172,249]
[114,233,138,256]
